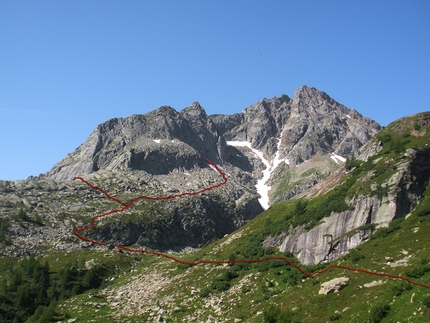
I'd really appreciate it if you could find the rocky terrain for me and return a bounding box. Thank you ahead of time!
[0,85,380,257]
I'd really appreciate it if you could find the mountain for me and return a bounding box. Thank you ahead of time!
[1,111,428,323]
[47,85,380,206]
[1,87,429,322]
[0,86,381,257]
[47,86,380,180]
[46,103,226,180]
[64,112,429,323]
[212,86,377,162]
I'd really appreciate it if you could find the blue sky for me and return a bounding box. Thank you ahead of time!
[1,1,429,180]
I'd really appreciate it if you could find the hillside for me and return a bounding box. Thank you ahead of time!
[0,111,429,322]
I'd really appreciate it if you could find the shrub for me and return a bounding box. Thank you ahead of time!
[379,133,392,143]
[262,304,292,323]
[391,281,412,296]
[423,296,430,308]
[210,279,230,292]
[221,269,238,281]
[0,218,10,243]
[16,207,28,221]
[358,223,376,232]
[329,313,342,321]
[368,303,390,323]
[199,287,211,298]
[415,202,430,217]
[345,154,361,170]
[405,265,430,278]
[370,218,403,240]
[347,248,365,263]
[294,199,307,216]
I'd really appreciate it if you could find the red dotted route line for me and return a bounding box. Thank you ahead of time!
[73,159,430,289]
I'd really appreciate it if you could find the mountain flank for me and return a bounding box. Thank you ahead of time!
[1,85,380,257]
[47,85,380,207]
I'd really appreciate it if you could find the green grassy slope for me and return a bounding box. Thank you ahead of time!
[7,184,427,323]
[57,178,430,323]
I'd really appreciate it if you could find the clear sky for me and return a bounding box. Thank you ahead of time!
[1,1,429,180]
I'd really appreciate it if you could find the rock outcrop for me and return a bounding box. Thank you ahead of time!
[211,86,380,164]
[0,165,262,256]
[319,277,350,295]
[47,104,227,181]
[263,113,430,265]
[212,86,380,205]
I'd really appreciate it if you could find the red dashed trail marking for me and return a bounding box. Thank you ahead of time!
[73,159,430,289]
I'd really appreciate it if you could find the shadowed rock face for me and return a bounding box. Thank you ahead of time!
[47,103,227,180]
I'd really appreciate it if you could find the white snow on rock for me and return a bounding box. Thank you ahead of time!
[153,139,161,144]
[272,131,289,166]
[330,153,346,165]
[227,134,288,210]
[346,114,351,119]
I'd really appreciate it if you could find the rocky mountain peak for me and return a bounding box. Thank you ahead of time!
[291,86,339,115]
[46,86,380,210]
[181,102,207,118]
[248,94,291,114]
[293,84,329,99]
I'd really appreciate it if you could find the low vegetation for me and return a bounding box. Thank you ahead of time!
[0,251,134,323]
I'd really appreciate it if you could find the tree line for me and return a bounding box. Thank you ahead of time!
[0,255,116,323]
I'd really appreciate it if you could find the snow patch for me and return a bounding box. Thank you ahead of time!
[227,141,270,209]
[226,141,253,149]
[209,163,231,177]
[227,136,289,210]
[153,139,161,144]
[330,153,346,164]
[346,114,351,119]
[208,163,218,172]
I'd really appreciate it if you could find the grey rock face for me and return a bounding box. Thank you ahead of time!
[264,146,430,265]
[47,86,380,192]
[0,166,263,256]
[211,86,380,165]
[1,86,382,257]
[89,194,262,251]
[47,104,228,180]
